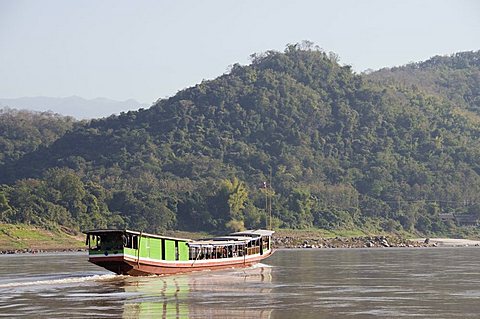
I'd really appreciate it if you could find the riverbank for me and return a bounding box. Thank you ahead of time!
[2,224,480,254]
[0,223,84,254]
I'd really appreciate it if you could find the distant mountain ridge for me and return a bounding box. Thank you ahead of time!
[0,96,150,119]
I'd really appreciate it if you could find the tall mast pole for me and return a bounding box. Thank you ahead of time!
[264,181,268,229]
[269,168,272,230]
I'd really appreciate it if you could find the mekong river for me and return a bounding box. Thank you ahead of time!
[1,248,480,318]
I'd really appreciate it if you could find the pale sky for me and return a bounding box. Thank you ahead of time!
[0,0,479,105]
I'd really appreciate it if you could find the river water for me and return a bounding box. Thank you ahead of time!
[1,248,480,318]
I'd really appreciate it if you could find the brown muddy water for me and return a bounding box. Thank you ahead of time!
[1,248,480,318]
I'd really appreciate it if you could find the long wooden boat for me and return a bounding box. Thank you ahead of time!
[85,229,275,276]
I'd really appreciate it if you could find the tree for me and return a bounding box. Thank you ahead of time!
[224,177,249,221]
[0,191,12,222]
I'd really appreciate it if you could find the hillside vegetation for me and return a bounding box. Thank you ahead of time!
[0,109,77,165]
[1,44,480,237]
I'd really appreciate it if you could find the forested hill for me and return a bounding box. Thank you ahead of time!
[0,109,77,166]
[1,46,480,236]
[367,51,480,112]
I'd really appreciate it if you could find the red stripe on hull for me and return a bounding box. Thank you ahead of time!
[89,251,274,276]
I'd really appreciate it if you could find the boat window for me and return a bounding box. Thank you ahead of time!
[132,236,138,249]
[262,236,269,250]
[89,235,101,250]
[189,247,199,260]
[175,241,179,261]
[123,234,138,249]
[161,239,165,260]
[89,233,123,251]
[189,243,249,260]
[237,244,244,256]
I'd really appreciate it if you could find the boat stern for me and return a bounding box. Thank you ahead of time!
[86,229,133,275]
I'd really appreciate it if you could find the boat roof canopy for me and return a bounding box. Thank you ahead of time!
[230,229,275,237]
[85,229,123,235]
[84,229,191,242]
[188,240,249,247]
[188,229,274,247]
[210,236,254,241]
[84,228,274,243]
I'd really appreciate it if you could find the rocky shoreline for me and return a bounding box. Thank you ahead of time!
[273,235,437,249]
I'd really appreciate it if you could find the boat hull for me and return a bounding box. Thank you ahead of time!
[89,250,274,276]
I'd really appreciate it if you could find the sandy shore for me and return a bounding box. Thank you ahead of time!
[414,238,480,247]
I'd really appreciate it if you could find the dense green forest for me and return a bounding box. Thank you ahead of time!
[0,109,78,165]
[1,44,480,236]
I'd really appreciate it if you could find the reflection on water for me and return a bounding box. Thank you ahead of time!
[1,249,480,318]
[122,266,272,318]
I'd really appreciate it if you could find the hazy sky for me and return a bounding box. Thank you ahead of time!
[0,0,479,105]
